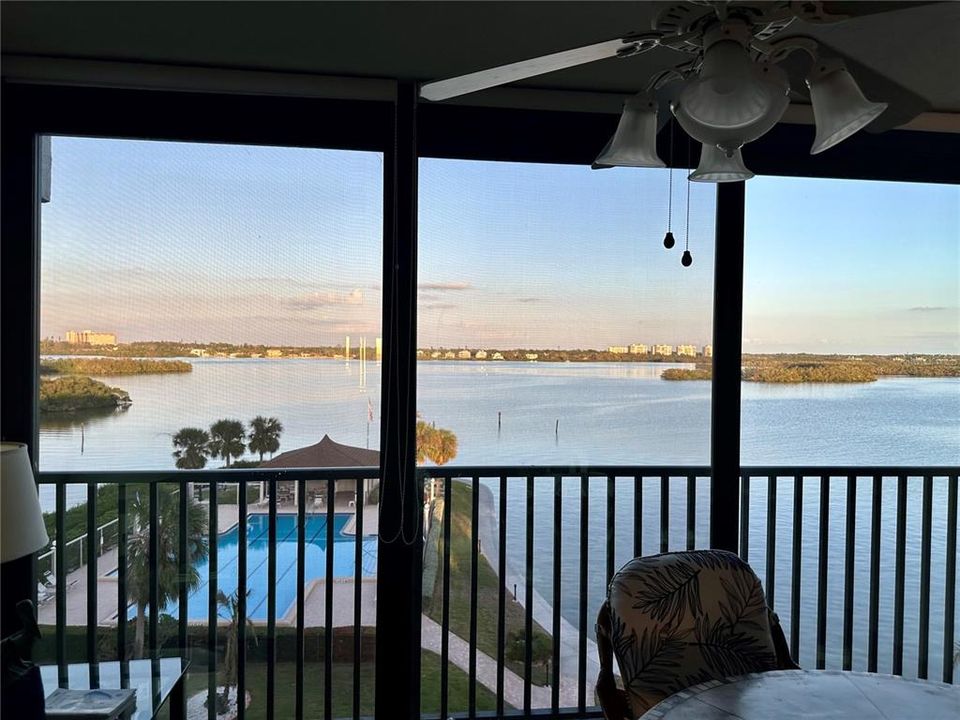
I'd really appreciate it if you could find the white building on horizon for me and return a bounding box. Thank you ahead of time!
[65,330,117,345]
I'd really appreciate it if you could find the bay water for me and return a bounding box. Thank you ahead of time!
[39,359,959,678]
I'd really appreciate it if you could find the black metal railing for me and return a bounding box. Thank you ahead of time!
[36,465,958,720]
[739,467,959,683]
[418,465,713,720]
[36,468,378,720]
[418,465,958,720]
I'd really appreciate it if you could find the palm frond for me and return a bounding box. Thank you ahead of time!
[621,625,687,706]
[629,562,702,627]
[717,571,767,632]
[692,613,776,676]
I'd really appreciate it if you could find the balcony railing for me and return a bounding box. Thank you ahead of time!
[35,465,958,720]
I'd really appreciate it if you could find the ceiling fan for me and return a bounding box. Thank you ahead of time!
[420,1,929,182]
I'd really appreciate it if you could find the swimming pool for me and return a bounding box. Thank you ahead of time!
[151,513,376,621]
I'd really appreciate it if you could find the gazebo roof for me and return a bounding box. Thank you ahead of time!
[258,434,379,469]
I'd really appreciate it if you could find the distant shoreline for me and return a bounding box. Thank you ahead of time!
[39,340,959,366]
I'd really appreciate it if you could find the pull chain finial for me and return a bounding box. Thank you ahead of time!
[682,136,693,267]
[663,118,676,250]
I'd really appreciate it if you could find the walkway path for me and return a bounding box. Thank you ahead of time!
[420,614,553,710]
[474,482,599,703]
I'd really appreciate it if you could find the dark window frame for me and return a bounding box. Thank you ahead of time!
[3,79,958,719]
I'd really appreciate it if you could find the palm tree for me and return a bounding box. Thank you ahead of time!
[172,427,211,469]
[429,428,458,465]
[415,416,434,465]
[247,416,283,462]
[208,419,246,467]
[217,589,258,708]
[127,486,208,658]
[415,415,458,466]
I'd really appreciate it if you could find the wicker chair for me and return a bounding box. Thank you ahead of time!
[596,549,797,720]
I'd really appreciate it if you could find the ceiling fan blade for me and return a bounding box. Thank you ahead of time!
[794,1,941,23]
[419,37,645,102]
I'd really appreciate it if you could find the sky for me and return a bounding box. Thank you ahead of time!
[40,136,959,354]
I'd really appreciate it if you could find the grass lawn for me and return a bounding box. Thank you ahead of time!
[424,480,552,686]
[183,650,501,718]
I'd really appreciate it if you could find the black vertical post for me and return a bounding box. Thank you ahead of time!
[710,181,745,552]
[375,81,421,720]
[0,102,40,642]
[0,101,38,454]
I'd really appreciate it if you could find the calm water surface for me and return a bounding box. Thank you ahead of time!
[39,359,959,678]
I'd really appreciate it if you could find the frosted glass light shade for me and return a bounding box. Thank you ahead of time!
[672,40,789,153]
[593,92,665,169]
[807,60,887,154]
[689,144,754,183]
[1,442,49,563]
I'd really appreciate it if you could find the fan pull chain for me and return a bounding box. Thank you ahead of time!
[663,118,676,250]
[681,136,693,267]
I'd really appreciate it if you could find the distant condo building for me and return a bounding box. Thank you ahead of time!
[65,330,117,346]
[375,337,382,361]
[676,344,697,357]
[475,350,488,359]
[607,346,629,354]
[653,344,674,356]
[457,349,471,359]
[703,344,713,358]
[629,343,648,355]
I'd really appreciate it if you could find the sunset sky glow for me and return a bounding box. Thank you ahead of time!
[40,137,959,354]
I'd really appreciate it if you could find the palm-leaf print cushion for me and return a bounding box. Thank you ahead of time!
[604,550,780,717]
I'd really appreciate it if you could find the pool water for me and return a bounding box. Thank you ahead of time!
[157,513,376,621]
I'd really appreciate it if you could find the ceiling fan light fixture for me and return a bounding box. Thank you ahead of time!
[671,24,790,153]
[807,59,888,154]
[592,91,666,169]
[689,143,754,183]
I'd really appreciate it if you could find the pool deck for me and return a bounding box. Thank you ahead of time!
[38,499,379,629]
[38,493,586,709]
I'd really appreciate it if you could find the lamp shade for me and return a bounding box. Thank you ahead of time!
[689,144,754,183]
[672,39,789,154]
[1,443,49,563]
[807,59,887,155]
[592,91,665,169]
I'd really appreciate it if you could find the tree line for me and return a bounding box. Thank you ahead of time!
[41,357,191,375]
[172,416,284,468]
[39,375,130,413]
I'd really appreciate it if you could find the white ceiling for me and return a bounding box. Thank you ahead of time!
[3,1,959,112]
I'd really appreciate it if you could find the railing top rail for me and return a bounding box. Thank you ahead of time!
[35,466,379,484]
[416,464,712,477]
[35,464,958,485]
[740,466,959,476]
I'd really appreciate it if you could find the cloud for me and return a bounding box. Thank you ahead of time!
[908,306,949,312]
[422,302,458,311]
[418,282,473,291]
[288,288,364,309]
[515,297,542,304]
